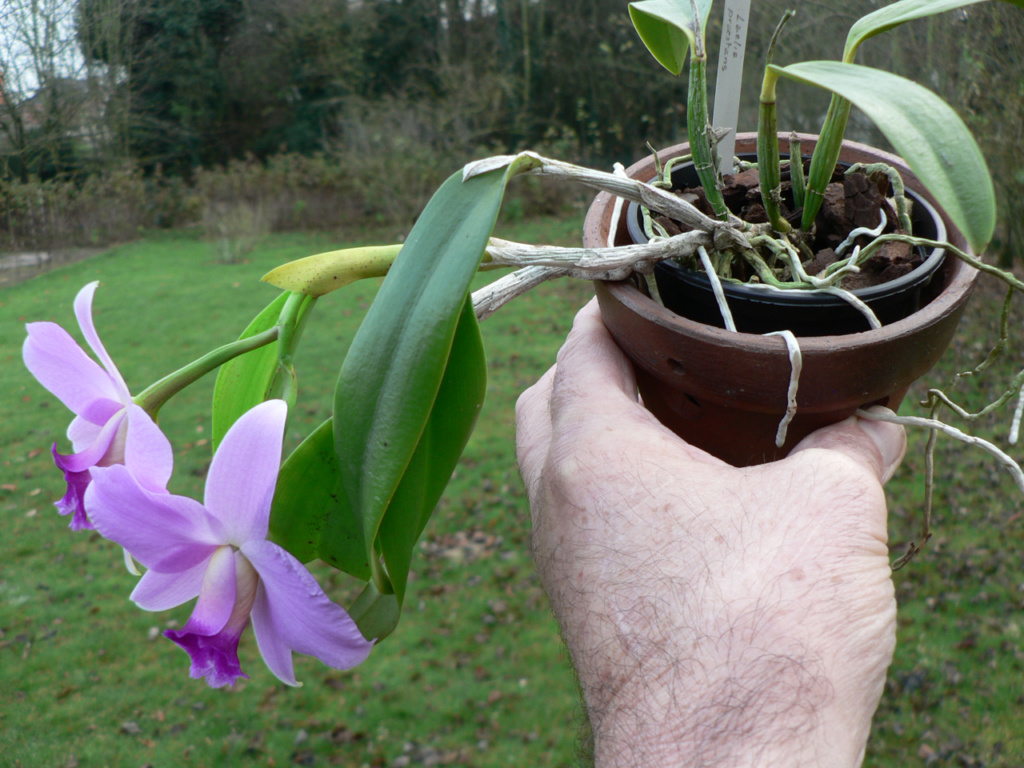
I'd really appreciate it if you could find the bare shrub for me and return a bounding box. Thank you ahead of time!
[0,165,183,254]
[203,199,268,263]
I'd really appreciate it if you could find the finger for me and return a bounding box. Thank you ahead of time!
[515,364,556,491]
[548,299,641,432]
[789,406,907,485]
[550,299,728,466]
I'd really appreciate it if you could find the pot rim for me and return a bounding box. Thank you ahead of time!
[626,172,947,304]
[587,133,980,352]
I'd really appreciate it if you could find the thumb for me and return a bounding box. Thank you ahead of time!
[790,406,907,485]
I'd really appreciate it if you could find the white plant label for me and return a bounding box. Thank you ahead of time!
[712,0,751,174]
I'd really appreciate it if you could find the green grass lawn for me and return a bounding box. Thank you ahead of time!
[2,220,1023,767]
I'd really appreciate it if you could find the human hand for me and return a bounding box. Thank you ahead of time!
[516,299,907,768]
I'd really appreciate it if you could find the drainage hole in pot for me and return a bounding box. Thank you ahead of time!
[665,360,702,410]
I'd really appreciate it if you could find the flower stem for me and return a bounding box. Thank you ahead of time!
[271,293,317,412]
[134,326,281,419]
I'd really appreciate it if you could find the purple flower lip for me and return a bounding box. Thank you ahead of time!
[86,400,375,687]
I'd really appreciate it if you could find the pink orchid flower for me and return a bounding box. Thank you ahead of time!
[22,281,172,530]
[85,399,374,687]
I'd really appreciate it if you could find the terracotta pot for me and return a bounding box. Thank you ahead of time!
[585,133,979,466]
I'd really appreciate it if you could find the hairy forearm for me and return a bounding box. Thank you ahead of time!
[583,640,859,767]
[543,527,881,768]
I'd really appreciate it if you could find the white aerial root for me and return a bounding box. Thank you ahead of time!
[463,182,732,320]
[743,278,882,330]
[701,257,799,449]
[856,408,1024,493]
[485,233,710,274]
[465,151,888,330]
[835,211,886,257]
[1011,382,1024,445]
[752,238,881,329]
[698,246,737,332]
[608,162,628,248]
[607,162,668,304]
[469,231,711,319]
[463,151,756,250]
[818,284,882,330]
[471,266,566,321]
[765,330,802,447]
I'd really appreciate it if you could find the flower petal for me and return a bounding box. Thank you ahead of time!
[86,465,223,571]
[162,552,256,689]
[122,404,174,492]
[51,412,125,531]
[54,413,124,474]
[244,539,374,687]
[73,282,130,398]
[131,559,209,611]
[123,548,142,575]
[164,627,248,688]
[78,399,126,429]
[67,412,111,452]
[204,400,287,543]
[184,546,237,636]
[23,321,124,416]
[52,445,94,530]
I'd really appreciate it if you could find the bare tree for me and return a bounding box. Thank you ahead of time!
[0,0,90,179]
[76,0,141,162]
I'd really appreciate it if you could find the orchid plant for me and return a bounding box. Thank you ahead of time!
[21,0,1024,685]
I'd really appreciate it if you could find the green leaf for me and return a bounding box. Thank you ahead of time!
[211,292,288,449]
[629,0,715,75]
[377,300,486,604]
[845,0,1024,61]
[268,418,370,578]
[333,163,514,599]
[209,294,313,450]
[267,301,484,596]
[771,61,996,253]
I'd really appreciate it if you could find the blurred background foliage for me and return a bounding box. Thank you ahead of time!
[0,0,1022,261]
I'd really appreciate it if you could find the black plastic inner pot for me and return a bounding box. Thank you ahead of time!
[625,155,947,337]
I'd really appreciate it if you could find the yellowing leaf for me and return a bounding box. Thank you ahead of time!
[262,244,403,297]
